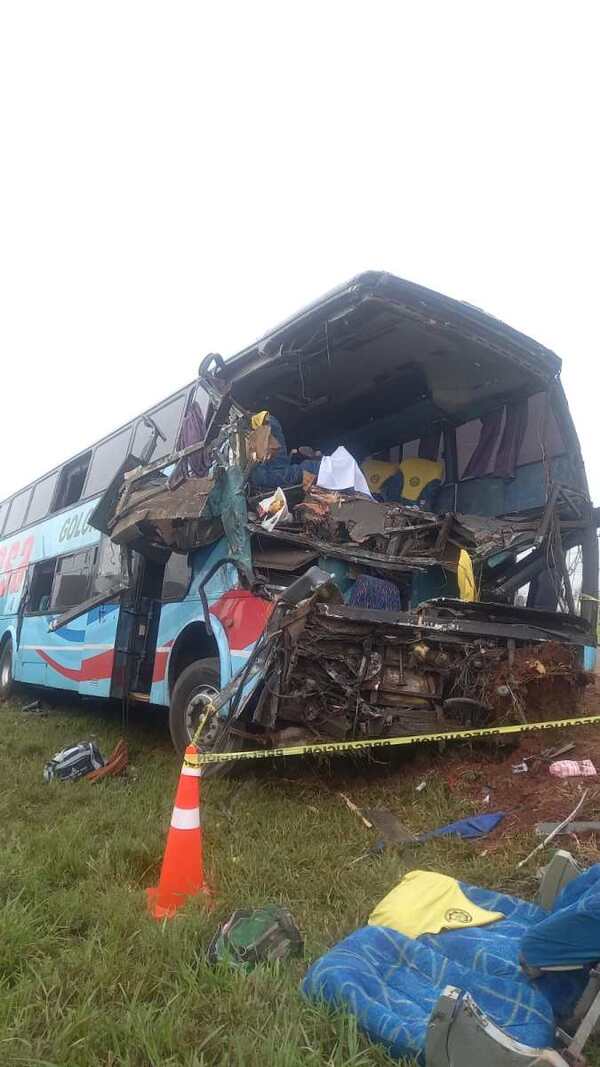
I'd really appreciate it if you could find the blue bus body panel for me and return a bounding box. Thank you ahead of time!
[1,504,272,707]
[149,543,272,707]
[1,499,106,690]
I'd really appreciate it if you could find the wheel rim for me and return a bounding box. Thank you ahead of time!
[184,684,220,747]
[1,656,10,689]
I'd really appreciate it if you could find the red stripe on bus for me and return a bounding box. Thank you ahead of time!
[152,641,173,683]
[209,590,272,650]
[37,648,114,682]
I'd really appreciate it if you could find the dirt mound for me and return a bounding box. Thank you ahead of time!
[439,679,600,843]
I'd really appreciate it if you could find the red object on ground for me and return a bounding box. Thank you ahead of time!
[86,738,128,782]
[146,744,210,919]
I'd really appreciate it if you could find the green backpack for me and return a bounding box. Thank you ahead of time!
[207,905,303,971]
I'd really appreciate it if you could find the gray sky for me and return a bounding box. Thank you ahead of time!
[1,2,598,502]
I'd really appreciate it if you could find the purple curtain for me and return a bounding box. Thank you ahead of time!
[462,408,503,480]
[168,399,208,488]
[494,400,528,479]
[178,401,208,477]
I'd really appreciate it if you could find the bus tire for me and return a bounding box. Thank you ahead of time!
[0,639,14,703]
[168,658,244,776]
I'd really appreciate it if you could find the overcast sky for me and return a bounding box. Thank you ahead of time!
[1,2,598,504]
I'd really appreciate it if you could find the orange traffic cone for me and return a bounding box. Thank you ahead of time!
[146,745,210,918]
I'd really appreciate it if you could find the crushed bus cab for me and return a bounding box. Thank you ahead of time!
[0,272,597,765]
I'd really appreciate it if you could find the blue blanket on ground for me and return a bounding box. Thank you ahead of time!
[302,867,600,1063]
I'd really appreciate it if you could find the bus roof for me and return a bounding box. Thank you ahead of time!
[0,380,195,540]
[0,270,573,541]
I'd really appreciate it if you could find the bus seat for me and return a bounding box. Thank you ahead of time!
[302,856,600,1066]
[361,459,400,495]
[362,457,443,508]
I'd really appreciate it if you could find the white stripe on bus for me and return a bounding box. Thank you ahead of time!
[21,644,113,651]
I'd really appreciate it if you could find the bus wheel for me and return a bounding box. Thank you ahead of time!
[169,658,244,776]
[0,639,14,702]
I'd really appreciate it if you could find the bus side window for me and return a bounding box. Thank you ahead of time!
[3,487,33,537]
[131,394,187,463]
[52,453,92,513]
[50,550,95,613]
[27,472,59,526]
[28,559,58,613]
[91,537,123,597]
[84,429,133,498]
[191,382,212,422]
[162,552,192,602]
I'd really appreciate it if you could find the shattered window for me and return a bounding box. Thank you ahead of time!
[91,537,123,597]
[52,452,92,512]
[27,473,59,526]
[84,429,133,498]
[50,550,95,612]
[131,394,187,463]
[28,558,57,613]
[3,488,32,536]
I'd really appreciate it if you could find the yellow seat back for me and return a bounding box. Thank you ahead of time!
[398,458,443,501]
[361,459,401,495]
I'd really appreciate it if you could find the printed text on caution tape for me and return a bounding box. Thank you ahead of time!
[196,713,600,764]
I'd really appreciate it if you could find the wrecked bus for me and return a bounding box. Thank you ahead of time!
[0,272,597,761]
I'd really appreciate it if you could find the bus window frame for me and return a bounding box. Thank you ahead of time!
[80,426,135,501]
[50,548,96,615]
[25,558,59,616]
[25,471,60,528]
[24,545,99,617]
[49,451,93,516]
[3,487,34,538]
[0,499,10,538]
[130,391,189,466]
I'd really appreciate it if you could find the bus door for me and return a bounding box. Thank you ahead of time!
[110,552,166,703]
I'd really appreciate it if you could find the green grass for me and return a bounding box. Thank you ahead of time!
[1,694,599,1066]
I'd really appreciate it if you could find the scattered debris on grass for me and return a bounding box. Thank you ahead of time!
[549,758,598,778]
[517,788,589,869]
[207,905,303,971]
[42,738,128,783]
[87,739,129,782]
[43,740,105,782]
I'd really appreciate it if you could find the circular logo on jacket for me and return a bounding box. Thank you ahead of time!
[409,476,421,487]
[444,908,472,924]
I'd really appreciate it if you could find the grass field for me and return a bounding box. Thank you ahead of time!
[1,692,599,1067]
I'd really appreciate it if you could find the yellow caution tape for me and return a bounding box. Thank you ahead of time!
[197,712,600,764]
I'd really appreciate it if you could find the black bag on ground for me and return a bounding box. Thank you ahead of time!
[43,742,105,782]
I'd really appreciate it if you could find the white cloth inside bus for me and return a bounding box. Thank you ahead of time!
[317,447,373,498]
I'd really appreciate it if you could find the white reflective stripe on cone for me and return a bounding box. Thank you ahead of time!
[171,807,201,830]
[181,767,202,777]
